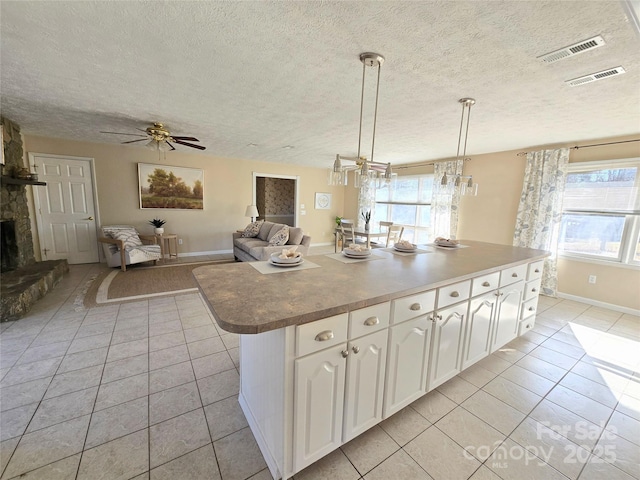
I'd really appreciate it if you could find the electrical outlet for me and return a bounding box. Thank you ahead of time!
[178,238,183,245]
[300,210,306,215]
[588,275,596,284]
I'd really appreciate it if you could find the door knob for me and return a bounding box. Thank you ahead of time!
[86,216,94,221]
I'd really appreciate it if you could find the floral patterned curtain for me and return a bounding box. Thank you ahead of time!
[513,148,570,297]
[430,159,463,240]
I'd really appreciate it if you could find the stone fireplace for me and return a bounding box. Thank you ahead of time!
[1,117,68,321]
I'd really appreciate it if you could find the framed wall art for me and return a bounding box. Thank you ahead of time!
[315,192,331,210]
[138,163,204,210]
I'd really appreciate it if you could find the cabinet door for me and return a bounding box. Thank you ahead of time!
[428,302,467,390]
[383,315,432,418]
[462,293,497,370]
[293,343,348,472]
[343,329,389,442]
[491,281,524,352]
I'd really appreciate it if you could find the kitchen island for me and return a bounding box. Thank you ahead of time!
[194,240,549,479]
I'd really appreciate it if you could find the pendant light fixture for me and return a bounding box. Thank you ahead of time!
[439,98,478,196]
[329,53,394,188]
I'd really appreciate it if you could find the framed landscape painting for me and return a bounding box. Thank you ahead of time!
[138,163,204,209]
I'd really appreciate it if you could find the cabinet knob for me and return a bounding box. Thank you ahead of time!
[532,288,537,292]
[494,292,504,297]
[512,273,518,278]
[482,281,490,287]
[535,269,540,273]
[450,291,460,297]
[410,303,422,311]
[315,330,334,342]
[341,349,349,358]
[528,307,535,311]
[352,345,360,354]
[364,316,379,326]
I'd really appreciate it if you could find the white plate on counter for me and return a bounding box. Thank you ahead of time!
[394,244,417,252]
[268,258,305,267]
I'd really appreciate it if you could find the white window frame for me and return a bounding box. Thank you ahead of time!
[375,174,434,243]
[559,158,640,268]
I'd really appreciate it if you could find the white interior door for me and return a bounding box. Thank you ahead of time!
[31,154,99,264]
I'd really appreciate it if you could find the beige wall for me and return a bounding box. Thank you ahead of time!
[347,134,640,310]
[23,135,345,255]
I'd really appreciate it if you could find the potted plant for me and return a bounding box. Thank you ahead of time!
[361,210,371,231]
[149,218,166,235]
[335,216,342,227]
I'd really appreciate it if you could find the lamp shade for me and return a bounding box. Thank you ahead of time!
[245,205,259,218]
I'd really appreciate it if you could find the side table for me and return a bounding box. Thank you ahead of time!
[156,233,178,260]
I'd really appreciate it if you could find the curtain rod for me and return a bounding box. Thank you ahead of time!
[516,138,640,157]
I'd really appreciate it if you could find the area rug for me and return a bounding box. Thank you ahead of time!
[81,260,235,308]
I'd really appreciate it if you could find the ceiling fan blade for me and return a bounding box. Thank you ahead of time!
[121,138,148,144]
[100,131,147,137]
[173,139,206,150]
[171,136,199,142]
[166,141,176,151]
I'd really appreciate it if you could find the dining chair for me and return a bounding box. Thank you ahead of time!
[339,219,356,250]
[371,221,394,247]
[386,225,404,247]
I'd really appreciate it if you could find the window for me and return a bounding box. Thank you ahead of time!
[374,175,434,243]
[559,159,640,265]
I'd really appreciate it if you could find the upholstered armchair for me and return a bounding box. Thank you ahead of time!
[98,225,162,271]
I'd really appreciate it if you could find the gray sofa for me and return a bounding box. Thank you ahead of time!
[233,221,311,262]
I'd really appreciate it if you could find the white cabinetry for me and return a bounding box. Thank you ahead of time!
[463,293,497,369]
[293,343,347,471]
[429,301,468,389]
[343,329,388,441]
[490,264,527,351]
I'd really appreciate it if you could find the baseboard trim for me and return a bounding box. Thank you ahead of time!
[556,292,640,316]
[178,249,233,257]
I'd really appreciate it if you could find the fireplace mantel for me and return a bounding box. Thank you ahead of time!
[0,175,46,186]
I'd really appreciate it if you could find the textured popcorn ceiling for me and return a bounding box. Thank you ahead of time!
[1,1,639,167]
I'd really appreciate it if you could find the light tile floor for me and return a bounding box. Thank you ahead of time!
[0,252,638,480]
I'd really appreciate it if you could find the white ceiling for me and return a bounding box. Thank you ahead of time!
[1,1,639,168]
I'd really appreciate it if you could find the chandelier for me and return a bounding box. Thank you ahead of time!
[438,98,479,196]
[328,53,394,188]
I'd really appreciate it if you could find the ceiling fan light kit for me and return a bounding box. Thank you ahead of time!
[101,122,206,159]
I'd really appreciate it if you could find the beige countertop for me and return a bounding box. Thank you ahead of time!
[193,240,549,334]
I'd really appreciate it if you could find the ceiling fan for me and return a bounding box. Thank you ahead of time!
[100,122,206,151]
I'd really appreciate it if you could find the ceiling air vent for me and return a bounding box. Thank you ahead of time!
[565,66,626,87]
[538,35,605,63]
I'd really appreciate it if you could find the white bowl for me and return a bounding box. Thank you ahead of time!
[270,252,302,264]
[344,248,371,256]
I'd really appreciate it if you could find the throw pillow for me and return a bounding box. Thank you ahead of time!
[108,228,143,249]
[287,227,304,245]
[269,226,290,246]
[241,220,263,238]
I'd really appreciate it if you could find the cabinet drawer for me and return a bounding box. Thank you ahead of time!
[500,264,527,287]
[391,290,436,325]
[296,313,349,357]
[437,280,471,309]
[527,260,544,281]
[349,302,390,338]
[471,272,500,297]
[524,278,542,301]
[518,317,536,335]
[520,297,539,320]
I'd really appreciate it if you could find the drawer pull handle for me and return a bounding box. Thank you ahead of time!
[410,303,422,311]
[364,316,379,326]
[528,307,535,311]
[450,291,460,297]
[352,345,360,354]
[341,349,349,358]
[482,281,490,287]
[315,330,334,342]
[512,273,518,277]
[535,269,540,273]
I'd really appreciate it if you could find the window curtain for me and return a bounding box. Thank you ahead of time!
[430,159,463,240]
[513,148,570,297]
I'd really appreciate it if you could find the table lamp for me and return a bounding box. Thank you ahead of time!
[245,205,259,222]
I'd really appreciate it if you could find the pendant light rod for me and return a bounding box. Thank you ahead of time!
[357,60,366,159]
[358,52,385,163]
[457,98,476,159]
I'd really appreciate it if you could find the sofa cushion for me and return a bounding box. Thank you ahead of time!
[234,237,265,254]
[258,221,275,241]
[269,226,290,246]
[241,220,263,238]
[287,227,304,245]
[104,227,143,249]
